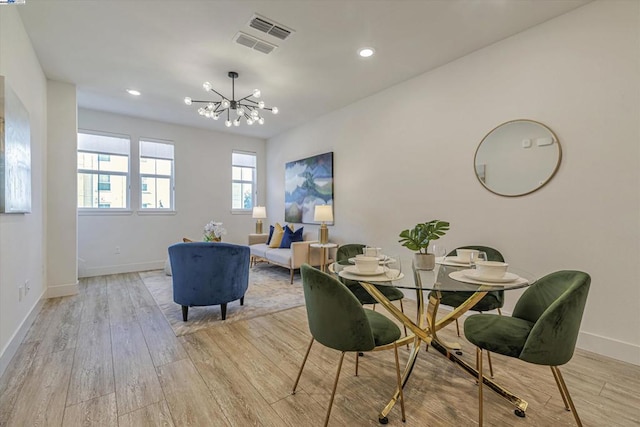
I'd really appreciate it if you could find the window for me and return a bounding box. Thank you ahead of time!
[140,139,174,210]
[232,151,256,210]
[77,132,130,209]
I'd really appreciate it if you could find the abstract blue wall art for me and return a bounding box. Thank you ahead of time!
[284,152,333,224]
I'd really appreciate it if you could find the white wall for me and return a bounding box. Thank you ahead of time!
[266,1,640,365]
[47,81,78,297]
[0,7,48,372]
[77,109,266,277]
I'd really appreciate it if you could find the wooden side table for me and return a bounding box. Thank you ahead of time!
[310,243,337,272]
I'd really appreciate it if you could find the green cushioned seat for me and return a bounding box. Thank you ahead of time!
[364,309,402,346]
[463,270,591,426]
[336,244,405,305]
[464,314,534,358]
[292,264,407,425]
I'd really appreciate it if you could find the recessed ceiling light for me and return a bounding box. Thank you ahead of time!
[358,47,375,58]
[126,89,141,96]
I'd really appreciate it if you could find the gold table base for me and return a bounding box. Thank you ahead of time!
[359,282,528,423]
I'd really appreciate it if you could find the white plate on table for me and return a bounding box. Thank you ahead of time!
[339,269,404,282]
[436,256,470,267]
[449,270,528,286]
[342,265,385,276]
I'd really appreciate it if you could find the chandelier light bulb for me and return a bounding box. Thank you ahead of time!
[253,89,261,98]
[225,120,232,127]
[250,109,259,118]
[221,99,230,108]
[198,107,205,115]
[272,107,279,114]
[184,97,192,105]
[258,101,265,109]
[203,81,212,91]
[237,107,245,116]
[233,119,240,127]
[258,117,265,125]
[207,102,214,109]
[247,118,254,125]
[213,114,219,120]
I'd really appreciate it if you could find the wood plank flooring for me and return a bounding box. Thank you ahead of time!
[0,272,638,426]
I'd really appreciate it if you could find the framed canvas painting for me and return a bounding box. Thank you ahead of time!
[0,76,32,213]
[284,152,333,224]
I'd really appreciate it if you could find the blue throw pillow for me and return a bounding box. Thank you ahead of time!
[266,225,275,245]
[279,226,304,248]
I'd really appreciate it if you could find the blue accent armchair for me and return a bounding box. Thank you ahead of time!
[168,242,250,321]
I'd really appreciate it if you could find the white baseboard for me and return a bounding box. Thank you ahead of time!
[45,281,79,298]
[79,260,164,278]
[0,296,45,378]
[577,331,640,366]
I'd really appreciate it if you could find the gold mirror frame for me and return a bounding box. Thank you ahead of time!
[473,119,562,197]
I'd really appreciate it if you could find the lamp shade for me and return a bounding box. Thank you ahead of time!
[314,205,333,222]
[252,206,267,219]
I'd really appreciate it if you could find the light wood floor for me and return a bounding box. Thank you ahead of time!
[1,272,639,426]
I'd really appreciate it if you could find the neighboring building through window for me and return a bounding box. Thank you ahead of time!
[232,151,256,210]
[140,139,174,210]
[77,132,130,209]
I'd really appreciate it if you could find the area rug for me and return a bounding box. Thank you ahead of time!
[139,263,304,336]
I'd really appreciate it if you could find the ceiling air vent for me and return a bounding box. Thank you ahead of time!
[234,32,278,54]
[248,14,294,41]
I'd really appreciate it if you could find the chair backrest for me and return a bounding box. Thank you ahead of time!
[514,270,591,366]
[168,242,250,306]
[300,264,376,352]
[336,244,366,262]
[447,245,505,262]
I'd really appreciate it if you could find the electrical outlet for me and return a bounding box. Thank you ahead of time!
[115,246,121,254]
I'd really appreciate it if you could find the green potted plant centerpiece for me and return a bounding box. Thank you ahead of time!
[398,220,450,270]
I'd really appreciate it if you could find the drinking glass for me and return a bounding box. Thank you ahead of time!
[431,244,448,262]
[469,251,487,269]
[383,256,402,280]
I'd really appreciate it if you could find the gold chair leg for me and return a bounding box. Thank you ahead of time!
[487,351,494,378]
[290,268,294,284]
[477,347,484,427]
[292,338,314,394]
[551,366,570,410]
[552,366,583,427]
[394,342,406,422]
[497,308,502,315]
[324,352,346,427]
[455,318,460,336]
[355,350,359,376]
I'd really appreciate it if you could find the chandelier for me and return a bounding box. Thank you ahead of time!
[184,71,278,127]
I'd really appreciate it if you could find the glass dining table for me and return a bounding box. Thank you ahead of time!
[331,257,535,424]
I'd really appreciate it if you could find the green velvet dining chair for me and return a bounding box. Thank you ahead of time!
[431,245,505,375]
[292,264,406,426]
[464,270,590,426]
[336,244,407,337]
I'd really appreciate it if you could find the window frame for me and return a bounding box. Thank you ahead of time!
[231,150,257,212]
[139,138,175,212]
[77,130,131,212]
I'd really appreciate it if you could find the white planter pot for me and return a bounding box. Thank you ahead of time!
[414,253,435,270]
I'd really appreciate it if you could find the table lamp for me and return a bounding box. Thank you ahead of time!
[252,206,267,234]
[314,205,333,244]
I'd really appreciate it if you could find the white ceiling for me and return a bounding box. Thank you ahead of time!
[18,0,590,139]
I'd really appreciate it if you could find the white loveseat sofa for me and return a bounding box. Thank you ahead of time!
[248,232,329,283]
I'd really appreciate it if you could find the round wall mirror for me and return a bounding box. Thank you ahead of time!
[474,119,562,197]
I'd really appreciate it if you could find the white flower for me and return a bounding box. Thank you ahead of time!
[204,221,227,240]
